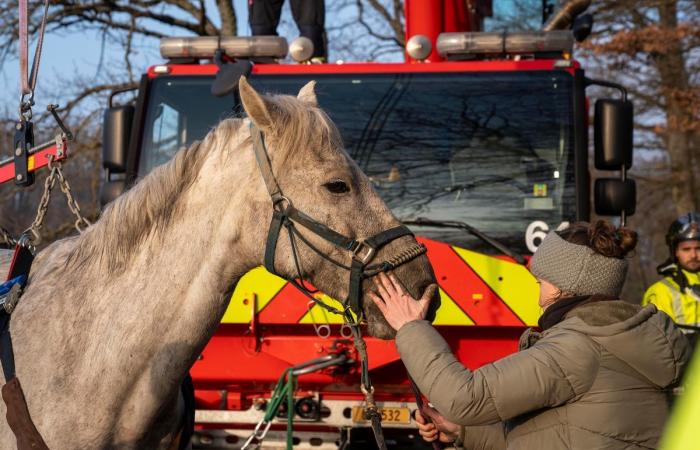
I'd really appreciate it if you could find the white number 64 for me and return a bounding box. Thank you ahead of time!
[526,221,570,253]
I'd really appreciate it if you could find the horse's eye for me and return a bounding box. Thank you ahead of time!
[324,180,350,194]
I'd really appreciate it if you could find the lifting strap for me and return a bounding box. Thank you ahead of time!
[19,0,49,108]
[15,0,49,187]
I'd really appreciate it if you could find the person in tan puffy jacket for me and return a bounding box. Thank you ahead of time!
[369,221,692,450]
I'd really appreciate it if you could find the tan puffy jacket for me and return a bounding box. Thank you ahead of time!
[397,301,692,450]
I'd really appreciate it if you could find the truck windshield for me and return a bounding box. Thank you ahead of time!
[140,71,576,254]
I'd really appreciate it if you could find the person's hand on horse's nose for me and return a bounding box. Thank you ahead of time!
[368,272,437,331]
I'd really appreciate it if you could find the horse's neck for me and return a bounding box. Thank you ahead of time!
[116,150,262,358]
[39,138,267,394]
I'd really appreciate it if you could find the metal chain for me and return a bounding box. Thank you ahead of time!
[23,153,90,246]
[53,156,91,232]
[23,155,60,246]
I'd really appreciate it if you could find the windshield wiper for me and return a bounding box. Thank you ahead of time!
[402,217,526,265]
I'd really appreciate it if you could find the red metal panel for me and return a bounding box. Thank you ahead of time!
[191,325,524,407]
[254,60,569,74]
[0,139,68,185]
[147,60,579,79]
[419,238,525,326]
[443,0,471,33]
[405,0,444,62]
[147,64,218,78]
[258,282,313,323]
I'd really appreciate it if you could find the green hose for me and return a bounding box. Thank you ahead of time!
[264,368,297,450]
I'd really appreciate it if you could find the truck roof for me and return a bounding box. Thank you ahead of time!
[147,59,581,78]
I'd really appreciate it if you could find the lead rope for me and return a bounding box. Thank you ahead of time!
[346,316,388,450]
[408,374,443,450]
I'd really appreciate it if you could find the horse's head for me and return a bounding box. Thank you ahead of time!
[237,78,439,339]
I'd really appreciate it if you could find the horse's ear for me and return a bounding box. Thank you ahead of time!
[239,76,274,131]
[297,81,318,106]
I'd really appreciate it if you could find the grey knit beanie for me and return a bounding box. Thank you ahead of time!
[530,230,628,297]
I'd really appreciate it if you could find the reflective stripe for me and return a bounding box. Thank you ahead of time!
[219,239,541,326]
[453,247,540,325]
[661,279,686,325]
[432,287,475,326]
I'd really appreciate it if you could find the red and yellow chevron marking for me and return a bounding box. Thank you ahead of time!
[221,238,540,327]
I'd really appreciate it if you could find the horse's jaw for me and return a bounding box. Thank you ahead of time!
[366,319,397,340]
[364,300,398,340]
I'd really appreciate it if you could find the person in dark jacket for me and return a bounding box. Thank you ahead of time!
[369,221,692,450]
[249,0,326,60]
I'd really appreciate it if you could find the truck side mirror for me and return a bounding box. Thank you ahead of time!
[102,104,133,173]
[587,78,636,225]
[594,178,636,216]
[594,98,633,170]
[101,103,134,206]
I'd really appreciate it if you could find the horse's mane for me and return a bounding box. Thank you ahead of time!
[66,118,244,272]
[65,90,342,273]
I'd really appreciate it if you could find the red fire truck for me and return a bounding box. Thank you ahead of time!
[100,1,635,448]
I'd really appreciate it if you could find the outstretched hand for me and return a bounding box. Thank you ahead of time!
[367,272,437,331]
[415,406,460,444]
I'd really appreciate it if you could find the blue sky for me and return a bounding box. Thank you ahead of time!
[0,0,256,118]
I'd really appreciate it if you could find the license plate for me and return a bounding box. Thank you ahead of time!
[351,406,411,424]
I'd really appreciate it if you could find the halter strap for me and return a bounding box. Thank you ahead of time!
[287,206,357,251]
[365,225,413,251]
[347,225,413,314]
[250,124,284,204]
[264,210,286,275]
[249,122,424,319]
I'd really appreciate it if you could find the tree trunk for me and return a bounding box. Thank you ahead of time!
[217,0,237,36]
[653,0,700,213]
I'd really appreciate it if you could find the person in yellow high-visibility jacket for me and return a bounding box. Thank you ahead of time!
[643,212,700,334]
[660,344,700,450]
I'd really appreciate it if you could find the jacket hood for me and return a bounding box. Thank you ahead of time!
[556,301,692,388]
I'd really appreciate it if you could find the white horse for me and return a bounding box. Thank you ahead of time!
[0,78,438,449]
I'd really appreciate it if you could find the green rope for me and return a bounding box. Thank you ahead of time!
[264,368,297,450]
[264,371,288,422]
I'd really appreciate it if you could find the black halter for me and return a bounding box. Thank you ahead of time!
[250,124,426,322]
[250,123,430,450]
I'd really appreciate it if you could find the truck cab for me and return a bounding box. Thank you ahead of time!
[101,4,634,449]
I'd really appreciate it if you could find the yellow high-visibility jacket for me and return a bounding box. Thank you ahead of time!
[660,343,700,450]
[642,270,700,326]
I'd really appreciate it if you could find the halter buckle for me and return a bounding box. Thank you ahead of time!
[272,195,291,212]
[351,241,376,265]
